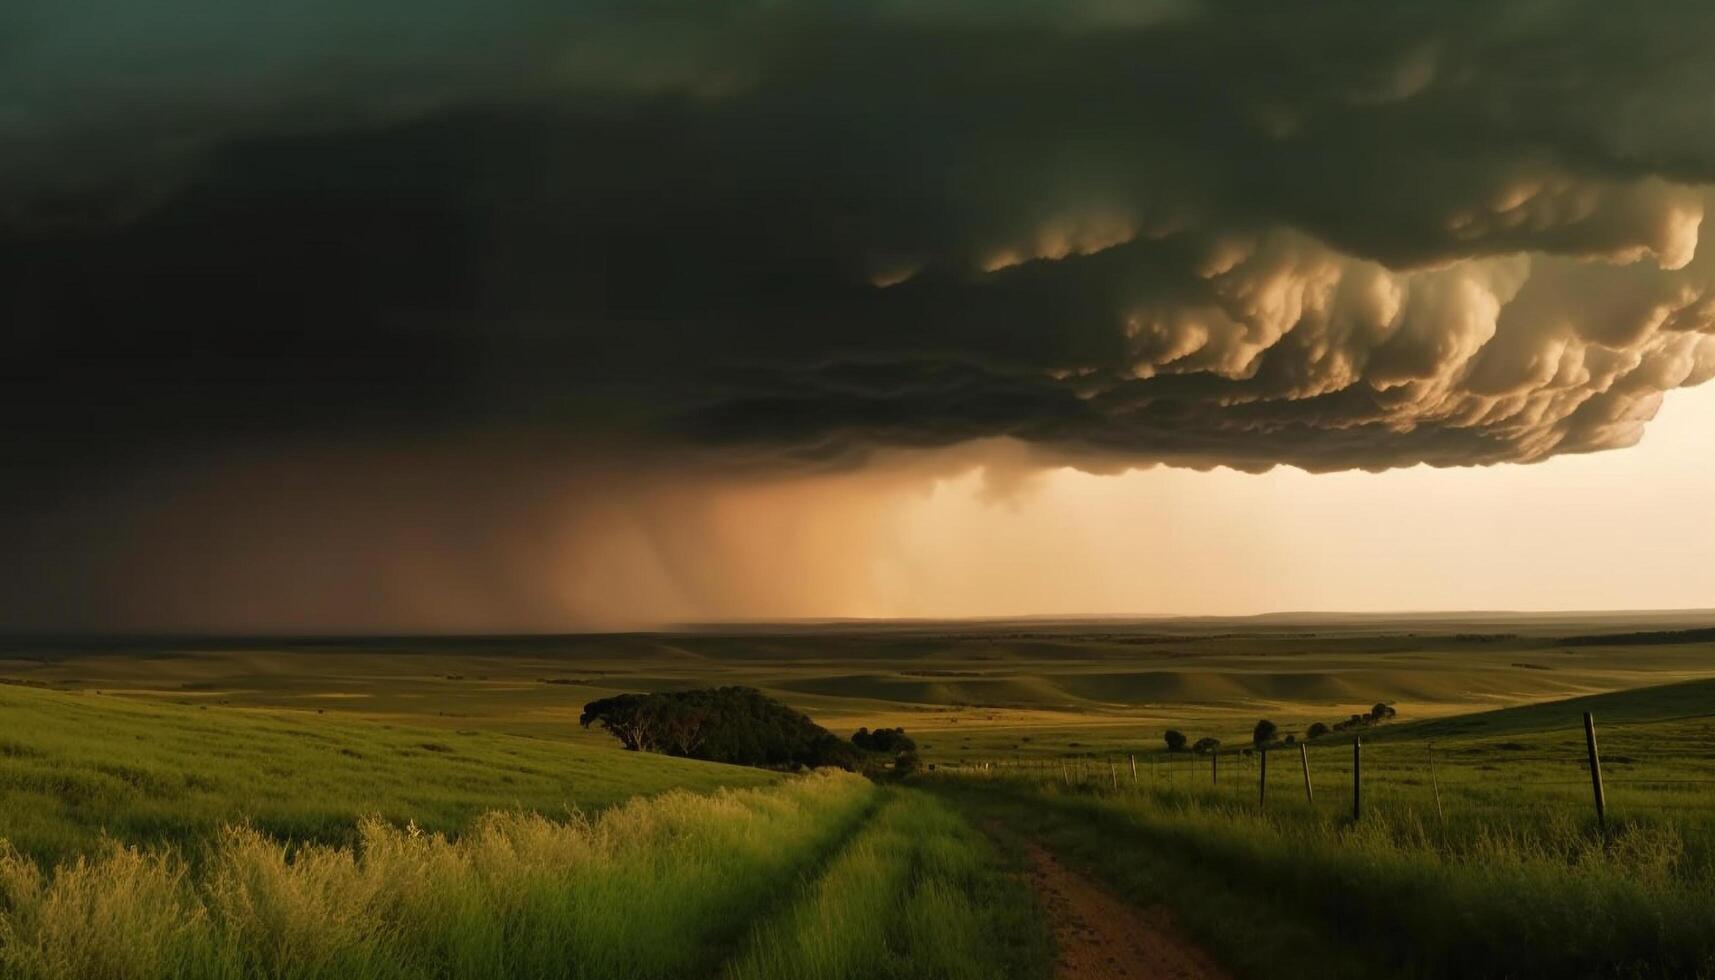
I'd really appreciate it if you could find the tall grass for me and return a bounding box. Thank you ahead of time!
[723,789,1049,980]
[0,773,875,980]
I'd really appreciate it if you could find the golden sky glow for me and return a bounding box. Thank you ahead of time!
[864,383,1715,619]
[564,382,1715,627]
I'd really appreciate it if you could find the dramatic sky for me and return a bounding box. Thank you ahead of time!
[5,0,1715,631]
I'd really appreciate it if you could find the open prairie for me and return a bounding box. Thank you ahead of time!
[2,616,1714,978]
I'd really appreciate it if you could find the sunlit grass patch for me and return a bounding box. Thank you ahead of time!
[0,773,876,980]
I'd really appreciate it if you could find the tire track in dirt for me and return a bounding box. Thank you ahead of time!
[1016,835,1232,980]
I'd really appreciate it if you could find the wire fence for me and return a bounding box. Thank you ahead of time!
[937,712,1714,826]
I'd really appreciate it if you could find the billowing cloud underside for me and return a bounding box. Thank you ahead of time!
[8,0,1715,477]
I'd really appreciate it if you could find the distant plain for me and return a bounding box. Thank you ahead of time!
[6,611,1715,764]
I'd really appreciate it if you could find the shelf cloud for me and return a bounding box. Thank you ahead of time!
[7,1,1715,627]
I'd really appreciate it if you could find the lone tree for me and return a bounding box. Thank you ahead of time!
[1192,737,1221,754]
[1368,703,1398,723]
[1164,729,1188,752]
[1252,719,1279,747]
[1306,722,1330,739]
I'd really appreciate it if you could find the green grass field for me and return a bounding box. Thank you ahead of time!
[0,683,773,863]
[1,616,1712,978]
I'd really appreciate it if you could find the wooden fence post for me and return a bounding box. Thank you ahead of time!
[1211,751,1218,787]
[1259,747,1268,808]
[1429,744,1445,826]
[1352,736,1362,822]
[1110,760,1118,789]
[1584,712,1607,831]
[1129,754,1138,784]
[1300,743,1314,805]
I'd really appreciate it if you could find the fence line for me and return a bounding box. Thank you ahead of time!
[936,713,1711,827]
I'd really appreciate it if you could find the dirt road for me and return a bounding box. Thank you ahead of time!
[1019,838,1233,980]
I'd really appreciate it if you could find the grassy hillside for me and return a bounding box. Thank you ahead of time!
[0,683,774,862]
[1373,674,1715,739]
[953,674,1715,854]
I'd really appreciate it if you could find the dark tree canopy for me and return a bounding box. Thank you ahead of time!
[1192,737,1222,754]
[1306,722,1330,740]
[1253,719,1279,747]
[1164,729,1188,752]
[580,687,857,770]
[851,727,917,754]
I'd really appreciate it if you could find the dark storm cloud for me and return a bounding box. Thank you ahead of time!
[8,0,1715,491]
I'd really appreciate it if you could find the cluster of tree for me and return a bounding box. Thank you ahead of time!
[851,727,916,753]
[580,687,858,770]
[1168,704,1399,756]
[850,726,920,776]
[1163,730,1223,754]
[1298,703,1399,741]
[1251,720,1306,748]
[1319,703,1400,737]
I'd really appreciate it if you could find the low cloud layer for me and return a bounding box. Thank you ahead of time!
[10,0,1715,475]
[7,1,1715,627]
